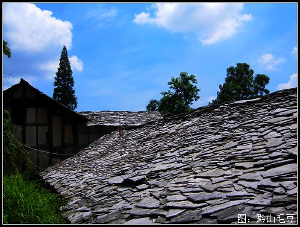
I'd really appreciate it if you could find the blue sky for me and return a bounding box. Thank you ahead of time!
[3,3,297,111]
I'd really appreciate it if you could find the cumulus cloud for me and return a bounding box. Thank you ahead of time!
[3,3,72,52]
[276,73,297,90]
[69,55,84,72]
[257,53,285,71]
[133,3,252,45]
[3,3,83,87]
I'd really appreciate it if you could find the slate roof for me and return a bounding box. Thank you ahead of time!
[77,111,162,127]
[41,88,297,224]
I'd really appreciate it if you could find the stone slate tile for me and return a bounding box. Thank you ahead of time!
[187,192,225,202]
[164,201,207,209]
[127,207,167,217]
[95,209,129,224]
[167,209,203,224]
[135,197,160,209]
[166,194,187,202]
[214,204,247,223]
[123,217,153,224]
[201,200,249,216]
[165,209,185,219]
[261,163,297,178]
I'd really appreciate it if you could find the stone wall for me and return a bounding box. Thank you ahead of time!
[41,88,297,224]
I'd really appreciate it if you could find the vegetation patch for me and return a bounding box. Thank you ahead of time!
[3,172,69,224]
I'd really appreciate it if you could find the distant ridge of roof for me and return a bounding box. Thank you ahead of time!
[78,110,162,127]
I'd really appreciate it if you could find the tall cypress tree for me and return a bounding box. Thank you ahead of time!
[53,46,78,110]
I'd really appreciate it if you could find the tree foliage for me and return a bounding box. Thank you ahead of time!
[3,110,32,175]
[147,72,200,115]
[146,99,159,111]
[3,40,12,58]
[211,63,270,105]
[53,46,77,110]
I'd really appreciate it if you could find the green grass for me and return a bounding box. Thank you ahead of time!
[3,173,69,224]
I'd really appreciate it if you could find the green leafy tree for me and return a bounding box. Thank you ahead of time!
[211,63,270,104]
[146,99,159,111]
[3,40,11,58]
[53,46,77,110]
[253,74,270,97]
[147,72,200,115]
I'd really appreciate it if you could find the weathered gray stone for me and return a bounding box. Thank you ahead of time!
[266,138,284,148]
[201,200,249,216]
[166,194,187,202]
[201,180,233,192]
[264,131,282,139]
[188,192,225,202]
[225,191,254,199]
[165,209,185,219]
[136,197,160,209]
[167,209,202,223]
[273,186,286,195]
[261,163,297,178]
[223,141,239,149]
[124,217,153,224]
[266,116,290,124]
[271,195,297,206]
[164,201,206,209]
[246,198,272,206]
[196,168,225,178]
[107,176,124,185]
[238,172,263,181]
[127,207,166,217]
[95,209,129,224]
[214,204,247,223]
[136,184,149,190]
[280,181,297,190]
[286,187,297,196]
[234,162,255,169]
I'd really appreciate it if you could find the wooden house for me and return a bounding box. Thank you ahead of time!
[4,79,162,170]
[3,78,89,169]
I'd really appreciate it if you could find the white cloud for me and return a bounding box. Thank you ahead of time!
[69,55,84,72]
[39,60,59,73]
[133,3,252,45]
[39,55,84,79]
[291,46,297,57]
[3,3,83,87]
[86,5,118,20]
[276,73,297,90]
[3,3,73,52]
[257,53,285,71]
[85,5,118,29]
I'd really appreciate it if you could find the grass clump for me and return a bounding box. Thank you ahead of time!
[3,110,69,224]
[3,172,69,224]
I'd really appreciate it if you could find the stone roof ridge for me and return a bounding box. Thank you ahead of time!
[164,87,297,121]
[77,110,163,127]
[40,86,297,224]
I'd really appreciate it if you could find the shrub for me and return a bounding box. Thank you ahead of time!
[3,110,33,175]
